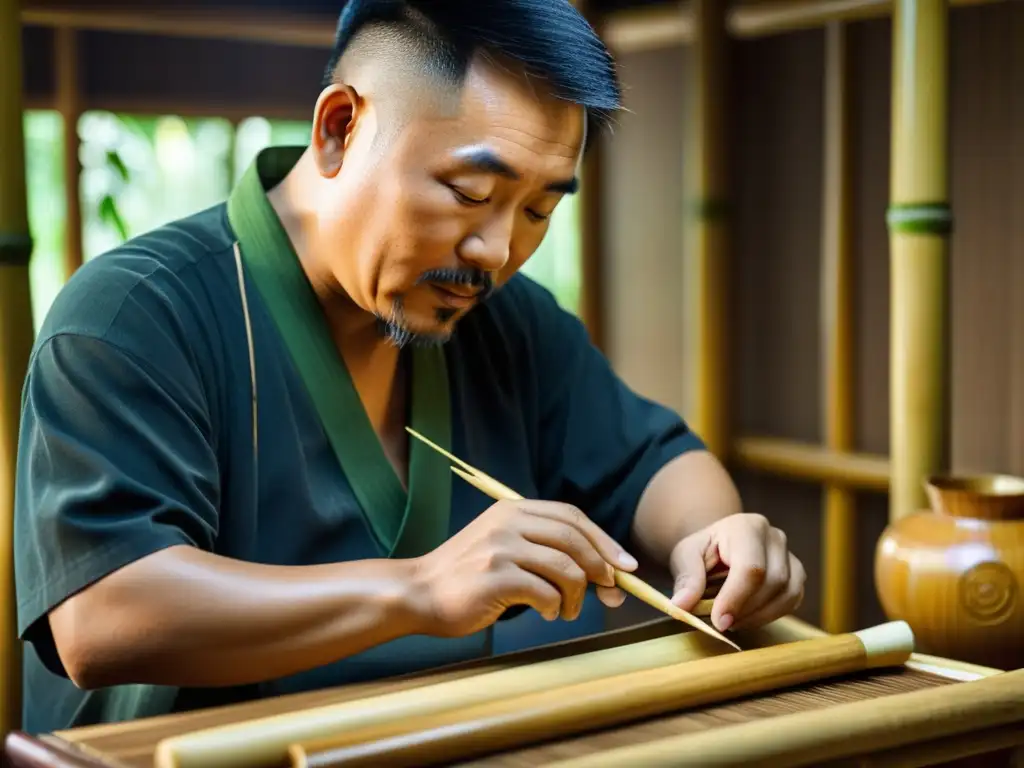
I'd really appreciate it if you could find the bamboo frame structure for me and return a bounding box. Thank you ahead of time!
[820,21,857,634]
[683,0,730,460]
[4,0,962,719]
[1,0,34,739]
[887,0,951,524]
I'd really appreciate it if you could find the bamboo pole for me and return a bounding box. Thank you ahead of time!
[154,630,735,768]
[0,0,35,738]
[55,25,83,282]
[287,623,915,768]
[731,436,891,491]
[577,0,606,351]
[545,667,1024,768]
[683,0,730,459]
[887,0,951,523]
[820,22,858,634]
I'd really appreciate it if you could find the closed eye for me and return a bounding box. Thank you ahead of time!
[447,184,489,206]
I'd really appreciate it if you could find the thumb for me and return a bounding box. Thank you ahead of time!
[669,535,711,610]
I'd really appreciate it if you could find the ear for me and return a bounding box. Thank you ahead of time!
[311,83,362,178]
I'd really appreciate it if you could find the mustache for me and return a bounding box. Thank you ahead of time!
[416,267,494,298]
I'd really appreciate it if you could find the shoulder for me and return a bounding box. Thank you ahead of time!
[34,204,235,367]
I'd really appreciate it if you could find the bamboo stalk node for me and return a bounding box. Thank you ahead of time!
[0,233,34,266]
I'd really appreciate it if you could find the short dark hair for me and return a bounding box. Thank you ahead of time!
[322,0,621,144]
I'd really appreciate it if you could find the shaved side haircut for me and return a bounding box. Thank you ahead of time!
[322,0,621,147]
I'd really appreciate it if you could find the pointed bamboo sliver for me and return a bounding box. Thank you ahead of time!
[448,466,738,651]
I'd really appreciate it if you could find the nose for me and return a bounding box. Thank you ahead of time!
[458,214,513,273]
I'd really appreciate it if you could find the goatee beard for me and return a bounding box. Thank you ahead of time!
[374,296,456,349]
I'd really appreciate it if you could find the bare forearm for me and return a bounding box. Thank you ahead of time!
[50,545,428,689]
[630,450,743,566]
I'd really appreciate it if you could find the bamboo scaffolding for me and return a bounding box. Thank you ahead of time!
[820,21,857,634]
[683,0,730,459]
[731,437,891,492]
[0,0,34,738]
[286,623,915,768]
[888,0,951,523]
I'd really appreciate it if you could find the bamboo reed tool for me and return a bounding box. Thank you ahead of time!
[404,425,739,651]
[286,621,916,768]
[153,629,731,768]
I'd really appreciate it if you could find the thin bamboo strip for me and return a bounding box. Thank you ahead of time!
[543,667,1024,768]
[406,427,738,650]
[731,436,890,491]
[683,0,730,459]
[820,21,858,635]
[448,465,739,650]
[152,629,734,768]
[0,0,35,738]
[448,466,737,651]
[887,0,951,524]
[287,622,916,768]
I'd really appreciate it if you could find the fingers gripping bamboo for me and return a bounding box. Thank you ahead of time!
[153,631,730,768]
[287,622,916,768]
[443,456,739,651]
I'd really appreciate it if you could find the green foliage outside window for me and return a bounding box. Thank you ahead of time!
[22,109,581,334]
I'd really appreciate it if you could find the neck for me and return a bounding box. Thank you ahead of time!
[265,149,386,357]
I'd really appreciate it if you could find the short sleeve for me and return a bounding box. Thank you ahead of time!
[14,331,221,672]
[521,280,705,545]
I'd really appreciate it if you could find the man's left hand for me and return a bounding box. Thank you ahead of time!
[669,513,805,633]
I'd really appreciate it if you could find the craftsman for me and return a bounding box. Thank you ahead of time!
[14,0,805,734]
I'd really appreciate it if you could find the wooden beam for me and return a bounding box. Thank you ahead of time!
[0,0,34,738]
[603,3,693,52]
[21,5,338,49]
[819,21,857,635]
[887,0,952,523]
[602,0,1004,52]
[683,0,730,459]
[23,94,311,123]
[731,437,891,493]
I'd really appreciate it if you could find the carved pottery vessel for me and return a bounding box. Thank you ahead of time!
[875,474,1024,669]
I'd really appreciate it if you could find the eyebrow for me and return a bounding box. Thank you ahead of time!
[454,146,579,195]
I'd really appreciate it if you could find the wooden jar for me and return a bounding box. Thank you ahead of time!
[875,474,1024,670]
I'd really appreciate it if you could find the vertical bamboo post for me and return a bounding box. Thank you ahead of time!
[56,25,84,281]
[577,0,606,353]
[888,0,951,524]
[820,22,857,634]
[683,0,729,458]
[0,0,35,737]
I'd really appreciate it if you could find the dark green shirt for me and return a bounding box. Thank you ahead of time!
[14,146,704,734]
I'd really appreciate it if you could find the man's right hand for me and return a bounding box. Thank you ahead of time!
[410,499,639,638]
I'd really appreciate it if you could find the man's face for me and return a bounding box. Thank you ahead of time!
[313,55,585,347]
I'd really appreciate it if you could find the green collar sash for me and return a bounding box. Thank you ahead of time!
[226,147,453,559]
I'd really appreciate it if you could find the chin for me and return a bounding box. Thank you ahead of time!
[374,299,463,349]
